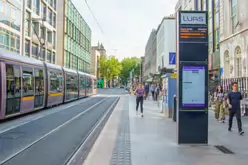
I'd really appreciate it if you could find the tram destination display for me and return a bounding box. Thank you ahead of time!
[179,27,208,42]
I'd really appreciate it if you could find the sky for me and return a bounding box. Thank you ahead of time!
[72,0,178,60]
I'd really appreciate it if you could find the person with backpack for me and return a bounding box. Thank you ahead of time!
[227,82,244,135]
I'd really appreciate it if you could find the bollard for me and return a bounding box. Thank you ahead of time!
[173,95,177,122]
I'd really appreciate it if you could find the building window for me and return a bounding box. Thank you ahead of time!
[10,7,16,21]
[235,46,242,77]
[50,0,53,7]
[10,36,15,50]
[41,2,46,20]
[0,1,5,13]
[32,43,38,58]
[26,0,31,9]
[47,50,52,63]
[47,9,52,25]
[53,14,56,28]
[47,32,52,43]
[65,51,70,68]
[32,0,39,15]
[53,32,56,49]
[25,12,31,36]
[52,52,55,64]
[40,48,45,60]
[214,12,220,28]
[215,29,219,49]
[40,28,45,39]
[54,0,56,10]
[231,0,238,33]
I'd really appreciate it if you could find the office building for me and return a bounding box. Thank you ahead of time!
[220,0,248,78]
[57,0,91,73]
[0,0,22,54]
[144,29,157,81]
[156,17,176,72]
[92,42,107,56]
[91,49,100,78]
[22,0,57,64]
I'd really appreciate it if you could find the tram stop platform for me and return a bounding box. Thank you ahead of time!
[83,95,248,165]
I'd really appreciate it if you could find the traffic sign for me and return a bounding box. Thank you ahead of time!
[169,52,176,65]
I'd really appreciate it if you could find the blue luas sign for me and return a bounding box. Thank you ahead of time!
[181,13,206,25]
[169,52,176,65]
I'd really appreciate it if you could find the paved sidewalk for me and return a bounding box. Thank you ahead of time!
[84,95,248,165]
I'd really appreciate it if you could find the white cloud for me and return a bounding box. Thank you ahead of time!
[72,0,177,60]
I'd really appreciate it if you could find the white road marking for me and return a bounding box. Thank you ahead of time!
[0,95,102,135]
[0,97,108,165]
[65,97,120,165]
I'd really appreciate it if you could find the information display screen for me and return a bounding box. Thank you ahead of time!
[179,27,208,42]
[182,66,206,108]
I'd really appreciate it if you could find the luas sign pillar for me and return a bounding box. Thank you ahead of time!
[176,11,209,144]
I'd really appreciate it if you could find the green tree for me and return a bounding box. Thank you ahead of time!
[107,56,122,81]
[120,57,141,85]
[99,55,122,87]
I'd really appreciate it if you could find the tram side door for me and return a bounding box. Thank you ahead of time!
[5,64,21,116]
[34,68,44,108]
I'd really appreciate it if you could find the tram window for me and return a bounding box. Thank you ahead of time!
[66,74,78,92]
[34,69,44,94]
[22,67,34,97]
[6,64,21,98]
[49,71,63,93]
[80,76,86,90]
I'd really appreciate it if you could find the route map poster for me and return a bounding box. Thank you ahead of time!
[182,66,205,107]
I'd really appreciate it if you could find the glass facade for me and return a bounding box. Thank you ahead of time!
[0,0,22,53]
[64,0,91,73]
[24,0,57,64]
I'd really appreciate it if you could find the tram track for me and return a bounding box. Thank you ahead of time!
[0,97,108,165]
[64,97,120,165]
[0,96,119,165]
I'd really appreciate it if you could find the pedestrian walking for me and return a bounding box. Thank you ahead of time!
[151,84,156,101]
[144,83,149,100]
[227,82,244,135]
[134,83,145,117]
[214,85,225,123]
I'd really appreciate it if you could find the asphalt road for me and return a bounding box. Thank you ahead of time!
[0,95,119,165]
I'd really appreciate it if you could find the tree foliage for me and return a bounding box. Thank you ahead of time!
[120,57,141,84]
[99,55,122,82]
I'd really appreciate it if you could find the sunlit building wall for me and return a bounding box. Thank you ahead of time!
[22,0,57,64]
[220,0,248,78]
[57,0,91,73]
[0,0,22,54]
[156,17,176,72]
[144,29,156,79]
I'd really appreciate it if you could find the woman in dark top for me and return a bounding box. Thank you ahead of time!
[134,83,145,117]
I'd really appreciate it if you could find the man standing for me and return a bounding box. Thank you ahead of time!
[227,82,244,135]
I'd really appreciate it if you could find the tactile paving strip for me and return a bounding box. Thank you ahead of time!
[110,105,132,165]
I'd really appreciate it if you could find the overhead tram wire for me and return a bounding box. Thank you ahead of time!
[84,0,105,36]
[84,0,115,51]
